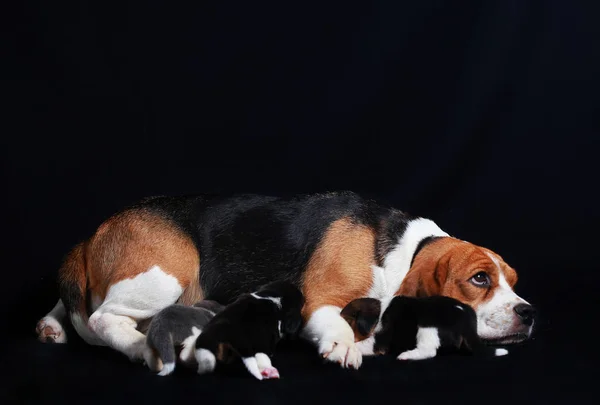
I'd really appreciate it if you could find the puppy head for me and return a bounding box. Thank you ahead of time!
[255,281,305,337]
[340,298,382,342]
[399,237,535,344]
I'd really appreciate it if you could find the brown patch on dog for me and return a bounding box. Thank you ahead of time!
[301,218,375,320]
[397,237,518,311]
[58,242,88,314]
[340,298,381,342]
[84,208,202,303]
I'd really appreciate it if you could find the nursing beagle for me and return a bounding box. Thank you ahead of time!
[35,192,535,371]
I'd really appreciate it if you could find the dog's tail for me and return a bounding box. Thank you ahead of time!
[58,242,103,345]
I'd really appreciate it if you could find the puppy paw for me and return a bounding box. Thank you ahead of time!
[260,366,280,379]
[157,362,175,376]
[495,348,509,356]
[196,349,216,375]
[143,347,163,372]
[397,349,435,361]
[319,339,362,369]
[36,317,67,343]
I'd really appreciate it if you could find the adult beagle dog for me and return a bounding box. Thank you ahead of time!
[35,192,535,370]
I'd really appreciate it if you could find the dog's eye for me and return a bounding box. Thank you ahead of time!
[470,272,490,287]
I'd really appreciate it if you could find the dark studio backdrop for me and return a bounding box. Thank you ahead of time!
[3,0,600,404]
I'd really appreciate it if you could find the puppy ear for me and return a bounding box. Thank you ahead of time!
[355,299,381,337]
[282,312,303,337]
[341,298,381,340]
[356,312,379,337]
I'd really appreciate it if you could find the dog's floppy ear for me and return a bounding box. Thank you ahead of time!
[341,298,381,340]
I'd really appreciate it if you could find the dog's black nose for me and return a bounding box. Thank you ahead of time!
[514,303,536,325]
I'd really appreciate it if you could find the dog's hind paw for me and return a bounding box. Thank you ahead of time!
[36,317,67,343]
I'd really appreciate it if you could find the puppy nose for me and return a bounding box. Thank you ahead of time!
[514,303,536,325]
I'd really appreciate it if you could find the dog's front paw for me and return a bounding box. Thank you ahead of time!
[319,339,362,369]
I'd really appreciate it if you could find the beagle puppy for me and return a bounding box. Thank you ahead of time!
[36,192,534,371]
[341,297,510,361]
[194,281,304,380]
[146,300,225,376]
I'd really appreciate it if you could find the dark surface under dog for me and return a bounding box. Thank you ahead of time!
[6,291,597,405]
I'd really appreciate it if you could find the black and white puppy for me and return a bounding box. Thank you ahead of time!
[341,296,509,360]
[146,300,225,376]
[194,280,305,380]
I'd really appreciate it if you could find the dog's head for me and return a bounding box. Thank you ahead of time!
[399,237,535,344]
[255,280,306,337]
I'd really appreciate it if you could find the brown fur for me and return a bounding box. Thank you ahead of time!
[58,242,87,313]
[397,237,518,310]
[301,218,375,320]
[60,209,202,315]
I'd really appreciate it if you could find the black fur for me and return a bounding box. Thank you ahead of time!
[410,236,442,267]
[343,296,505,358]
[146,300,224,367]
[194,281,305,365]
[116,192,426,305]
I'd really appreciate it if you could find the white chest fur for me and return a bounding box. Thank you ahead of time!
[366,218,449,333]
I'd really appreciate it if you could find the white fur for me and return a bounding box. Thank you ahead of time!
[356,336,376,356]
[196,348,216,374]
[87,265,183,363]
[476,269,532,341]
[71,312,106,346]
[157,362,175,376]
[250,293,282,308]
[254,353,279,379]
[255,352,272,370]
[301,305,362,369]
[495,348,509,356]
[368,218,449,329]
[179,326,202,365]
[397,327,440,360]
[242,356,263,380]
[37,300,68,343]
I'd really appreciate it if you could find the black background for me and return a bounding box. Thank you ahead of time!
[4,1,600,404]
